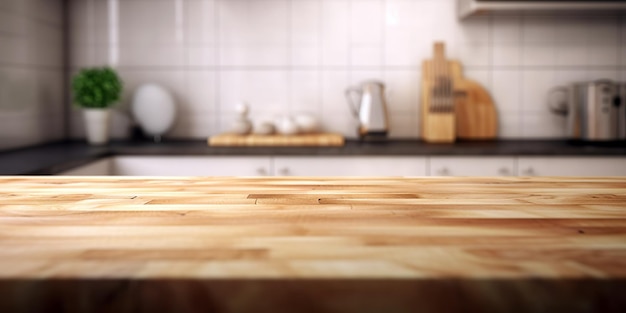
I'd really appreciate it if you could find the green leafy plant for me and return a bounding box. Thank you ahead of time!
[72,67,123,108]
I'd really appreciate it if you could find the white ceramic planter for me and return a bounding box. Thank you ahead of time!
[83,108,111,145]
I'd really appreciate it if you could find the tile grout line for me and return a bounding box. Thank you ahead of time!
[520,14,526,139]
[215,0,221,135]
[348,0,352,85]
[287,0,293,114]
[319,0,324,122]
[62,0,71,140]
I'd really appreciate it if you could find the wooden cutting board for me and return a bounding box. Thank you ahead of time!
[421,42,456,143]
[422,42,498,142]
[453,65,498,140]
[209,133,345,147]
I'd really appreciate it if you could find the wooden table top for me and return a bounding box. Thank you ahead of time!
[1,176,625,280]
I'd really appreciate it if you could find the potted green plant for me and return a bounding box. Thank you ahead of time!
[72,67,123,145]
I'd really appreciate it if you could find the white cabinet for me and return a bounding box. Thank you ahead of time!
[273,156,427,176]
[59,158,112,175]
[517,157,626,176]
[112,156,272,176]
[429,157,516,176]
[58,155,626,177]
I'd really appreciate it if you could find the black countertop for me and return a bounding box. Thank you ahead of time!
[1,139,625,175]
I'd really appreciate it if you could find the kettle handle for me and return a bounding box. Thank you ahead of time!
[547,86,569,116]
[345,87,363,118]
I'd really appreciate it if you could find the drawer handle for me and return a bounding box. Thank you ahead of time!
[279,168,290,176]
[498,167,510,176]
[437,167,450,176]
[523,167,535,176]
[256,168,268,176]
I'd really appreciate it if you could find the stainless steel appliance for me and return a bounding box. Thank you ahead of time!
[618,83,626,140]
[345,81,389,139]
[549,80,626,141]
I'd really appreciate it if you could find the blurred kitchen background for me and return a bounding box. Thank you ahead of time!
[1,0,625,151]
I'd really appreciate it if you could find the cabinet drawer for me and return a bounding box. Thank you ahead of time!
[517,157,626,176]
[429,157,516,176]
[273,157,427,176]
[112,156,272,176]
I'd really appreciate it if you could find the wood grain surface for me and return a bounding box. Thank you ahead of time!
[208,133,345,147]
[454,78,498,140]
[1,176,625,312]
[421,42,498,142]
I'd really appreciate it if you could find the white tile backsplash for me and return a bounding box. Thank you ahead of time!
[498,113,521,139]
[186,70,217,113]
[587,16,620,44]
[66,0,626,140]
[292,45,320,66]
[522,16,556,44]
[185,0,216,45]
[291,0,320,45]
[349,69,384,86]
[383,70,419,113]
[588,44,620,67]
[458,43,490,67]
[219,70,289,114]
[554,16,589,43]
[321,0,349,66]
[219,0,288,45]
[492,44,521,67]
[555,69,588,85]
[522,70,556,113]
[492,70,520,112]
[187,45,217,67]
[350,0,383,45]
[119,0,180,45]
[588,69,620,81]
[456,16,489,44]
[350,45,383,67]
[320,113,359,138]
[522,113,567,139]
[388,112,418,138]
[290,70,321,113]
[492,15,522,44]
[0,0,64,151]
[522,44,556,67]
[322,69,350,116]
[555,43,588,67]
[219,45,289,67]
[464,69,491,90]
[118,45,186,67]
[384,40,422,67]
[170,113,217,138]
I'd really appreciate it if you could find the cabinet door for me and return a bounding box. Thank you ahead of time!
[59,158,111,175]
[429,157,516,176]
[112,156,272,176]
[273,156,427,176]
[517,157,626,176]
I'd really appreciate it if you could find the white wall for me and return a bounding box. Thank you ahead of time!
[0,0,66,151]
[68,0,626,140]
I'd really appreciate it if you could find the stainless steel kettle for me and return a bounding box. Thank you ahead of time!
[345,80,389,139]
[548,80,626,141]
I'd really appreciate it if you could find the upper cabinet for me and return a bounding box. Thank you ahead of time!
[459,0,626,19]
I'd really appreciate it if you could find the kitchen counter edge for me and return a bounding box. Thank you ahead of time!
[1,139,625,175]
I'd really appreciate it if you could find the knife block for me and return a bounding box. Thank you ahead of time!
[421,42,498,143]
